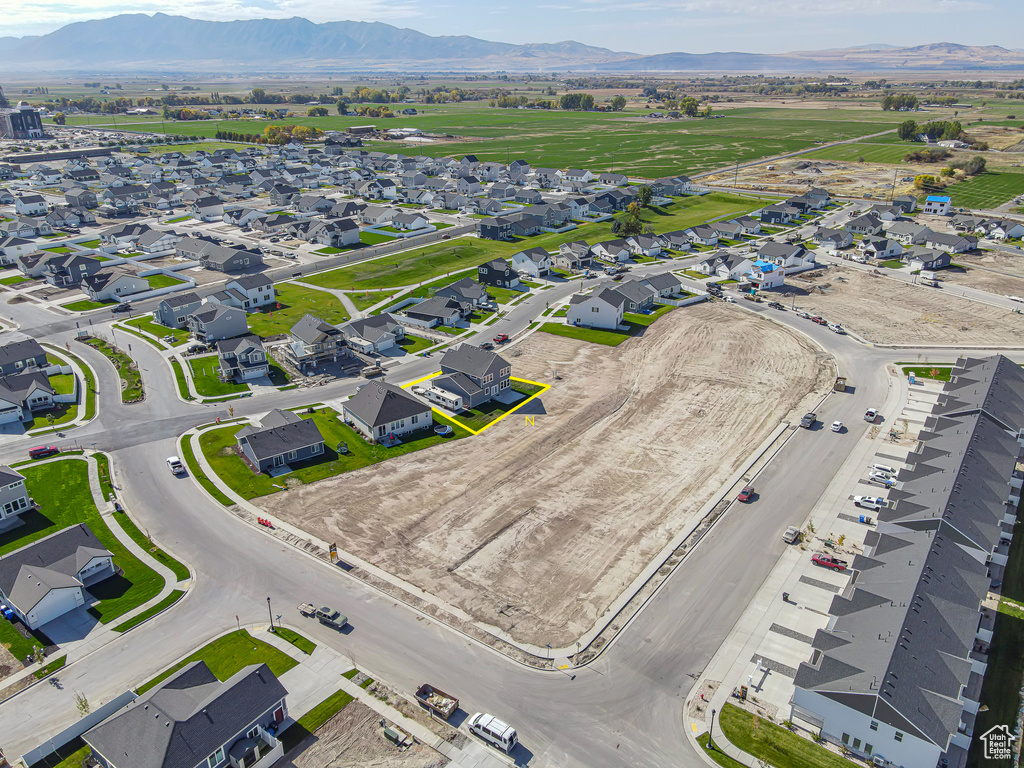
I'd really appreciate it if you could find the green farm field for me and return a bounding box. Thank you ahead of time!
[946,171,1024,209]
[110,101,903,178]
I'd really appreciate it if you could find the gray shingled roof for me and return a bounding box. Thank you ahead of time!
[0,370,52,403]
[344,382,430,429]
[290,314,341,345]
[83,661,287,768]
[160,292,200,309]
[439,345,508,381]
[0,465,24,487]
[236,413,324,461]
[0,524,112,615]
[0,338,46,368]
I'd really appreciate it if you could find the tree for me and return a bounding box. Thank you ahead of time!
[52,112,65,125]
[636,185,653,207]
[74,692,90,717]
[580,94,595,111]
[249,88,267,104]
[680,97,700,117]
[336,99,349,114]
[307,106,328,117]
[610,95,627,111]
[897,120,918,141]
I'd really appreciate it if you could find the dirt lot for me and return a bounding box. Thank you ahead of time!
[259,304,831,646]
[281,700,447,768]
[787,263,1024,345]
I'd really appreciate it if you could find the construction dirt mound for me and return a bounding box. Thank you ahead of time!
[260,304,832,646]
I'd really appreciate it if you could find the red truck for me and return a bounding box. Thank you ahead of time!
[812,554,848,571]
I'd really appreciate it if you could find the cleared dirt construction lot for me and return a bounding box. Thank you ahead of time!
[939,249,1024,297]
[788,264,1024,346]
[260,304,831,646]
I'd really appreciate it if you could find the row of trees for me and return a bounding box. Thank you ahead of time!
[881,93,920,111]
[264,124,323,144]
[161,107,212,121]
[897,119,964,141]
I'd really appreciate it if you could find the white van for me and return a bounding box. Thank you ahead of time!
[870,463,896,476]
[469,713,518,753]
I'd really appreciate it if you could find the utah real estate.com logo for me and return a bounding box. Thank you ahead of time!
[981,724,1017,760]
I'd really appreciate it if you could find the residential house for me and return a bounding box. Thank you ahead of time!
[510,247,551,278]
[598,172,628,187]
[626,272,683,298]
[844,213,884,236]
[217,335,269,382]
[759,205,801,226]
[885,221,932,246]
[698,253,754,281]
[236,409,325,473]
[306,218,360,248]
[359,205,399,226]
[404,296,464,327]
[0,371,54,424]
[685,225,719,247]
[0,465,30,524]
[976,219,1024,241]
[868,204,904,222]
[613,279,656,311]
[892,194,918,213]
[340,314,407,353]
[860,236,904,260]
[592,239,631,263]
[924,231,977,253]
[189,196,225,222]
[136,229,182,254]
[566,287,625,330]
[0,523,114,629]
[187,304,248,342]
[805,187,831,208]
[626,234,662,258]
[906,246,952,271]
[433,345,512,408]
[200,246,263,273]
[286,314,347,370]
[43,254,103,288]
[745,260,785,290]
[390,212,429,232]
[344,382,433,442]
[0,237,36,266]
[656,231,691,253]
[154,292,202,329]
[731,216,762,236]
[65,188,97,209]
[514,188,543,206]
[0,338,48,377]
[922,195,952,215]
[478,258,520,288]
[435,278,491,308]
[81,267,150,302]
[14,194,47,216]
[100,222,151,246]
[555,241,593,272]
[210,275,276,311]
[755,242,813,270]
[812,227,853,251]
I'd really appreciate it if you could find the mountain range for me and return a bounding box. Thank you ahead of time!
[2,15,1023,73]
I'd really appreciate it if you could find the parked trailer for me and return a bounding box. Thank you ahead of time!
[415,684,459,720]
[297,603,316,618]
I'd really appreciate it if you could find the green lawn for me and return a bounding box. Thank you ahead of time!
[187,356,249,397]
[901,365,953,382]
[346,290,392,312]
[170,357,194,401]
[83,338,143,402]
[27,738,91,768]
[42,245,72,254]
[114,511,191,582]
[78,238,101,248]
[488,285,528,305]
[696,733,748,768]
[720,704,854,768]
[34,654,67,679]
[361,231,393,245]
[49,346,96,420]
[968,494,1024,767]
[396,334,436,355]
[145,273,186,290]
[136,629,298,695]
[25,401,79,430]
[876,259,905,269]
[166,215,192,223]
[246,283,350,339]
[0,612,44,660]
[113,590,186,632]
[267,360,291,386]
[0,274,30,285]
[48,372,76,395]
[453,381,545,431]
[95,453,115,501]
[802,141,914,165]
[200,407,468,500]
[125,315,190,344]
[2,460,163,624]
[946,171,1024,209]
[180,433,234,505]
[273,627,316,655]
[62,299,114,312]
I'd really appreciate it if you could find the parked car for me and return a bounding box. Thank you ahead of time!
[493,334,509,344]
[829,323,845,334]
[111,302,132,314]
[469,713,518,754]
[768,301,785,310]
[812,554,848,571]
[166,456,186,475]
[315,606,348,630]
[480,342,495,350]
[830,421,844,433]
[799,412,817,429]
[854,495,887,510]
[864,408,879,423]
[782,526,802,544]
[737,485,755,503]
[29,445,59,459]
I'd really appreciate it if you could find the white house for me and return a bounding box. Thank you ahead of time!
[510,247,551,278]
[14,194,47,216]
[746,260,785,289]
[565,287,625,330]
[922,195,952,216]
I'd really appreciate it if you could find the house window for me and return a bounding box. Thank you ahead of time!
[865,744,873,755]
[894,732,903,742]
[311,443,322,455]
[591,306,599,312]
[852,738,861,750]
[841,734,850,745]
[208,747,225,767]
[287,451,298,461]
[869,721,878,731]
[247,726,260,739]
[484,374,493,384]
[411,415,418,425]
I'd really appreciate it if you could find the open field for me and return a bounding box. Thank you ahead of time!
[246,283,349,338]
[934,257,1024,297]
[259,303,831,645]
[786,263,1024,345]
[946,171,1024,209]
[280,700,446,768]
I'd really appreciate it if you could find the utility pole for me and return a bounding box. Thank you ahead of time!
[267,596,274,632]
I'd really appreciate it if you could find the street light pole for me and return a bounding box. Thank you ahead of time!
[267,596,274,632]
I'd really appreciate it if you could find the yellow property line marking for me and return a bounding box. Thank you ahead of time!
[401,373,551,436]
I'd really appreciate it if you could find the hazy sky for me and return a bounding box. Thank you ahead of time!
[1,0,1019,53]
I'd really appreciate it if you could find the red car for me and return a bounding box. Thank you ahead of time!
[29,445,59,459]
[493,334,509,344]
[812,554,848,571]
[737,485,755,503]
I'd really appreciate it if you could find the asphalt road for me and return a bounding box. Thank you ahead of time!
[0,254,1020,766]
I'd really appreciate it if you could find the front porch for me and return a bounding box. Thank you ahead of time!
[228,727,283,768]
